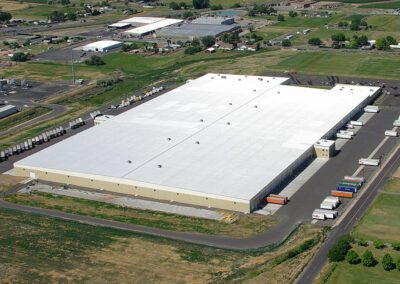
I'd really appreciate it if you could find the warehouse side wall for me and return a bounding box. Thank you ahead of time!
[14,166,251,213]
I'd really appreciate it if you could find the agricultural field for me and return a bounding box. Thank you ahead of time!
[5,191,277,238]
[11,4,79,19]
[360,1,400,8]
[366,15,400,31]
[0,207,324,283]
[274,13,344,28]
[270,52,400,79]
[353,192,400,243]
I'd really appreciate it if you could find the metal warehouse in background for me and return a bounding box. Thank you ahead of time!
[14,74,380,213]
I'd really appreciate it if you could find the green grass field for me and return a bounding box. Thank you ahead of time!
[274,14,343,28]
[383,177,400,193]
[353,193,400,242]
[360,1,400,8]
[11,4,79,19]
[329,0,392,3]
[366,15,400,31]
[325,247,400,284]
[5,191,277,238]
[0,106,51,133]
[271,52,400,79]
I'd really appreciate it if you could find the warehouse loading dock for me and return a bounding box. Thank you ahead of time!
[14,74,380,213]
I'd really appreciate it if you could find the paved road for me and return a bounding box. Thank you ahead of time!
[296,144,400,284]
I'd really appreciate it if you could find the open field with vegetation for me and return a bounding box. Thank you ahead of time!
[11,4,79,19]
[0,106,51,133]
[353,193,400,242]
[0,207,324,283]
[360,1,400,8]
[5,190,277,238]
[274,13,344,28]
[317,245,400,284]
[383,177,400,193]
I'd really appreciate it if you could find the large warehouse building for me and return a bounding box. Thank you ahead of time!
[14,74,380,213]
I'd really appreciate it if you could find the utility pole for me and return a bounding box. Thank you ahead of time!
[70,48,75,84]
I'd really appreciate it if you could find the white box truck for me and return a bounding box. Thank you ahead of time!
[393,120,400,127]
[312,210,326,220]
[336,133,352,139]
[340,130,355,136]
[364,105,379,113]
[385,130,398,137]
[320,201,335,210]
[314,209,338,219]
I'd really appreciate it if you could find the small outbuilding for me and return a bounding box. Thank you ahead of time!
[82,40,122,52]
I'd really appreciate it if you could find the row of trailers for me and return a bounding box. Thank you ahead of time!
[0,126,66,162]
[312,176,365,220]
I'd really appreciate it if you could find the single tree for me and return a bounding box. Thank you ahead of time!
[85,55,105,66]
[0,11,12,22]
[11,52,28,62]
[382,254,395,271]
[191,38,200,46]
[201,36,215,47]
[386,36,397,45]
[374,239,385,249]
[346,250,361,264]
[358,239,368,247]
[277,14,285,22]
[392,242,400,251]
[308,37,322,46]
[375,38,390,50]
[281,39,291,47]
[192,0,209,9]
[362,250,377,267]
[288,11,298,18]
[169,1,180,10]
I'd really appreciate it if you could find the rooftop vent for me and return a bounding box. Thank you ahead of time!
[200,119,204,122]
[157,164,162,168]
[258,78,263,81]
[195,141,200,144]
[226,122,231,125]
[253,89,256,92]
[221,75,227,79]
[254,105,258,108]
[127,160,132,164]
[167,137,171,141]
[229,102,232,105]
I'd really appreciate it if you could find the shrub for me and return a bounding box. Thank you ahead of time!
[0,11,12,22]
[374,240,385,249]
[282,39,291,47]
[85,55,105,66]
[397,256,400,271]
[288,11,298,17]
[362,250,377,267]
[382,254,395,271]
[358,238,368,247]
[308,37,322,46]
[184,46,202,55]
[277,14,285,22]
[11,52,28,62]
[346,250,361,264]
[391,242,400,251]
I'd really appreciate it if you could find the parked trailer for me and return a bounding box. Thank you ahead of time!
[364,105,379,113]
[265,197,287,205]
[336,133,352,139]
[339,181,362,189]
[268,194,289,202]
[314,209,338,219]
[346,123,355,129]
[350,120,364,126]
[324,196,340,207]
[343,176,365,183]
[359,158,380,166]
[0,151,6,162]
[331,190,353,198]
[385,130,398,137]
[394,120,400,127]
[312,210,326,220]
[339,130,355,136]
[320,201,335,210]
[336,185,358,193]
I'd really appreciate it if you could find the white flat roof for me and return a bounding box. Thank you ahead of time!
[108,22,131,28]
[124,19,183,35]
[119,16,166,24]
[15,74,379,202]
[83,40,122,49]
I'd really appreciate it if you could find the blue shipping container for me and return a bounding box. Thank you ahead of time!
[336,185,358,193]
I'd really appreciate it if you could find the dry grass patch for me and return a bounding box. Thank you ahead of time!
[0,175,25,193]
